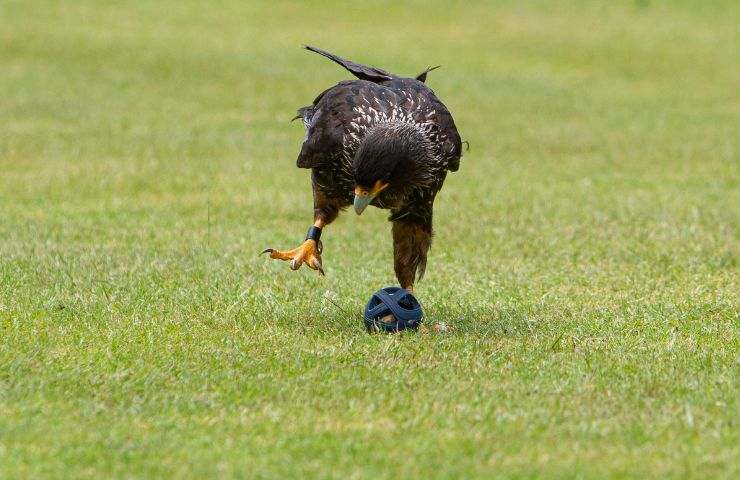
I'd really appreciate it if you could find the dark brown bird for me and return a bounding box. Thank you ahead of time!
[263,45,462,293]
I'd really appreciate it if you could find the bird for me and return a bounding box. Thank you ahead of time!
[262,45,462,293]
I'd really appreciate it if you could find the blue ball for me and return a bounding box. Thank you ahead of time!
[364,286,423,332]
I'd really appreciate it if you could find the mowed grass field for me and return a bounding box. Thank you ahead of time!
[1,0,738,478]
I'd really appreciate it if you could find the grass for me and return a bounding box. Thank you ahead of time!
[1,0,738,478]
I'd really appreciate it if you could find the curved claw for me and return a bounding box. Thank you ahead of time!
[262,239,324,275]
[311,258,324,276]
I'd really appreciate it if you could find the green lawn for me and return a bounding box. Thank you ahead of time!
[1,1,738,478]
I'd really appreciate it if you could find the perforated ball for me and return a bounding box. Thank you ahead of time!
[363,286,423,333]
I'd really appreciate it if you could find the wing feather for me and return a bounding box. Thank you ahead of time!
[304,45,394,83]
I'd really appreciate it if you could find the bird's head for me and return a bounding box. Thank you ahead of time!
[352,122,431,214]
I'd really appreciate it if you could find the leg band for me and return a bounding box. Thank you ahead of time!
[305,226,322,242]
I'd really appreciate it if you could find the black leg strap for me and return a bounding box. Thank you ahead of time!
[306,226,323,254]
[305,226,322,242]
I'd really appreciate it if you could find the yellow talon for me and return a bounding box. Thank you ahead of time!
[261,239,324,275]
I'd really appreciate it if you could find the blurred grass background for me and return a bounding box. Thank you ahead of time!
[1,1,738,478]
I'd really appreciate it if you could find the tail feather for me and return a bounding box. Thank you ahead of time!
[303,45,394,83]
[415,65,441,83]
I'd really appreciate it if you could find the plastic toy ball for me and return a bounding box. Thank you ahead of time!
[363,286,423,333]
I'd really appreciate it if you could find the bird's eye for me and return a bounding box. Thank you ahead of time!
[362,192,369,197]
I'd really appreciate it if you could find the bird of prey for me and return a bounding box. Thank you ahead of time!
[263,45,462,293]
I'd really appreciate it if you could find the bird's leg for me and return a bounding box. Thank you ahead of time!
[262,184,344,275]
[392,214,432,292]
[262,219,326,275]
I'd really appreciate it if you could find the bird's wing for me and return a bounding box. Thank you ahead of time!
[384,79,463,172]
[295,99,340,169]
[296,81,394,169]
[429,97,463,172]
[296,78,462,173]
[304,45,395,83]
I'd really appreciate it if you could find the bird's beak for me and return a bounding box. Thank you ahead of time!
[354,192,372,215]
[354,181,388,215]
